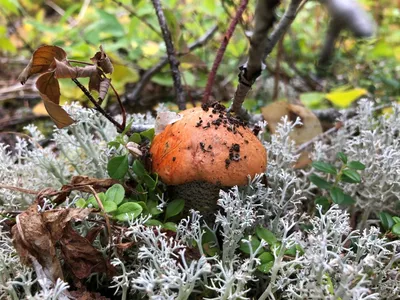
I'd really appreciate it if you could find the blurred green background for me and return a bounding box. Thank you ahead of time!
[0,0,399,119]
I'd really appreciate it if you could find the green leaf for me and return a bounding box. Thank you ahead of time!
[107,141,122,149]
[312,161,337,175]
[341,194,356,205]
[348,161,366,170]
[392,216,400,224]
[337,152,347,164]
[103,201,118,213]
[133,159,147,178]
[129,133,142,144]
[239,236,262,255]
[150,207,163,216]
[140,128,155,142]
[258,252,274,263]
[315,196,330,211]
[341,174,359,184]
[115,202,143,221]
[392,223,400,236]
[136,183,147,202]
[107,155,129,179]
[165,199,185,220]
[257,261,274,273]
[163,222,177,232]
[380,212,395,230]
[121,119,134,136]
[256,227,278,246]
[145,219,163,227]
[75,198,87,208]
[330,187,345,204]
[105,184,125,205]
[86,192,106,208]
[342,169,361,183]
[310,174,331,189]
[143,174,157,190]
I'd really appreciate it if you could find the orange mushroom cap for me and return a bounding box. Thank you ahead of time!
[150,105,267,186]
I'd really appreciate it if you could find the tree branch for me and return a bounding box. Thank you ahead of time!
[263,0,303,60]
[151,0,186,110]
[202,0,249,104]
[230,0,281,116]
[72,78,125,133]
[123,25,218,104]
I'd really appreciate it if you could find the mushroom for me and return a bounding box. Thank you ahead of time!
[150,103,267,222]
[262,101,323,168]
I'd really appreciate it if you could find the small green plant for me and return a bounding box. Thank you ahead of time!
[310,152,365,210]
[379,211,400,237]
[238,226,303,274]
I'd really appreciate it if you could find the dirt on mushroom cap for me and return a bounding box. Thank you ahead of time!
[150,105,267,186]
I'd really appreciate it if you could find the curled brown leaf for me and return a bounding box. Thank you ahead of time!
[18,45,67,84]
[90,45,114,74]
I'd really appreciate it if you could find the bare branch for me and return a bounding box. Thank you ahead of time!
[263,0,303,59]
[124,25,218,104]
[151,0,185,110]
[202,0,249,104]
[230,0,281,116]
[72,78,125,133]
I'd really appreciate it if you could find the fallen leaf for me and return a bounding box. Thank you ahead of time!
[69,290,111,300]
[18,45,67,84]
[11,201,112,283]
[12,203,65,282]
[262,101,323,168]
[60,224,115,279]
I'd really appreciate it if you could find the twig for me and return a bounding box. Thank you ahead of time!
[230,0,281,116]
[71,78,125,133]
[109,82,126,129]
[124,25,217,104]
[202,0,249,104]
[272,38,284,100]
[87,186,113,256]
[263,0,303,60]
[151,0,186,110]
[0,184,38,195]
[111,0,162,37]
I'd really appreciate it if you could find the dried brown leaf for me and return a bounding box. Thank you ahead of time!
[36,71,60,104]
[54,59,97,79]
[43,99,75,129]
[85,226,104,244]
[12,203,64,281]
[12,204,102,283]
[90,46,114,74]
[42,208,92,241]
[98,77,111,100]
[88,71,101,92]
[60,224,115,279]
[69,290,111,300]
[18,45,67,84]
